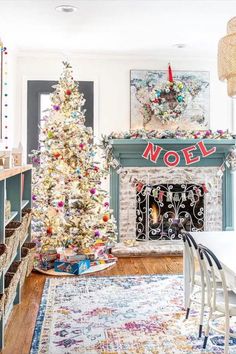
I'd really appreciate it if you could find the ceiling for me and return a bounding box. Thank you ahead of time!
[0,0,235,57]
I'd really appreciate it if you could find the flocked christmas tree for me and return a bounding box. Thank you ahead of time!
[31,62,117,255]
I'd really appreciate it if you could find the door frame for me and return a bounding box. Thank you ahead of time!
[21,74,99,161]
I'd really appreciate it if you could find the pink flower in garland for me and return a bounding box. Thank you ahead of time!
[58,201,64,207]
[204,130,212,137]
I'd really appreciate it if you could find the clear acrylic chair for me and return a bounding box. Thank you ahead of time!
[198,244,236,354]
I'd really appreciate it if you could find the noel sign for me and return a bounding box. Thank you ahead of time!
[142,141,216,167]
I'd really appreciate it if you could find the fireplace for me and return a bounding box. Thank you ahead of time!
[136,183,204,241]
[109,138,235,248]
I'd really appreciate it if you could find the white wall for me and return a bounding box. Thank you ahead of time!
[9,52,234,157]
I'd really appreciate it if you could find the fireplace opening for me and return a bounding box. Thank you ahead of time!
[136,183,204,241]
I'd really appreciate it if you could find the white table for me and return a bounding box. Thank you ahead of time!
[184,231,236,308]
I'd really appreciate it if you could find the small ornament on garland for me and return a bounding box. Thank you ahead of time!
[149,63,190,124]
[136,181,144,193]
[158,191,164,202]
[202,183,208,193]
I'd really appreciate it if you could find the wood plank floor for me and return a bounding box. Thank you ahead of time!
[1,256,183,354]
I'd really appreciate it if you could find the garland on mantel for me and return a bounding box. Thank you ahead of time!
[101,128,233,143]
[101,129,236,182]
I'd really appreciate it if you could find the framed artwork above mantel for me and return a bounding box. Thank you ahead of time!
[130,69,210,131]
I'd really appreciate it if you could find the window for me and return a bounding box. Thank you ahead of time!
[27,80,94,162]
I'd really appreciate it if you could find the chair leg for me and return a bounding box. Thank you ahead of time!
[203,335,208,349]
[224,315,230,354]
[199,324,203,338]
[185,297,192,320]
[199,287,205,338]
[203,308,212,349]
[185,307,190,320]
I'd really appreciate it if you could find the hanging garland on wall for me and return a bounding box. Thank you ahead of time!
[0,42,8,149]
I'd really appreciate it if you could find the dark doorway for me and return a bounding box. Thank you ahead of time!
[27,80,94,162]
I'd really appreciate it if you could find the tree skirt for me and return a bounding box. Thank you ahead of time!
[35,262,116,276]
[30,274,235,354]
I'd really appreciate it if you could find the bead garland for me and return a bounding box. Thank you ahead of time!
[0,43,8,149]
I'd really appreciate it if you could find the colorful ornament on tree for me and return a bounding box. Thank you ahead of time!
[79,143,85,149]
[103,214,109,222]
[48,131,54,139]
[90,188,96,195]
[47,227,53,235]
[65,89,72,96]
[53,105,60,111]
[53,151,61,159]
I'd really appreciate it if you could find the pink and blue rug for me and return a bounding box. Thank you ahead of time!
[30,275,236,354]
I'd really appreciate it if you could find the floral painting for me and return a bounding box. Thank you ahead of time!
[130,69,210,131]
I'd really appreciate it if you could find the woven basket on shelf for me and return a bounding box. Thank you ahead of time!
[0,293,5,321]
[0,244,7,272]
[4,265,21,315]
[22,208,32,231]
[20,248,30,286]
[6,220,25,245]
[23,242,36,276]
[21,213,28,236]
[5,229,19,265]
[8,249,29,288]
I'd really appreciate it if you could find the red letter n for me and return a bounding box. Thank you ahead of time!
[142,142,163,163]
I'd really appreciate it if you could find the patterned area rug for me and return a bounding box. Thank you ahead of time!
[30,275,236,354]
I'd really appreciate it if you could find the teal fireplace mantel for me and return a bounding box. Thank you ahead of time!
[109,138,236,238]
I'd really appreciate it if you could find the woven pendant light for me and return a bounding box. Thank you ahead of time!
[218,17,236,97]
